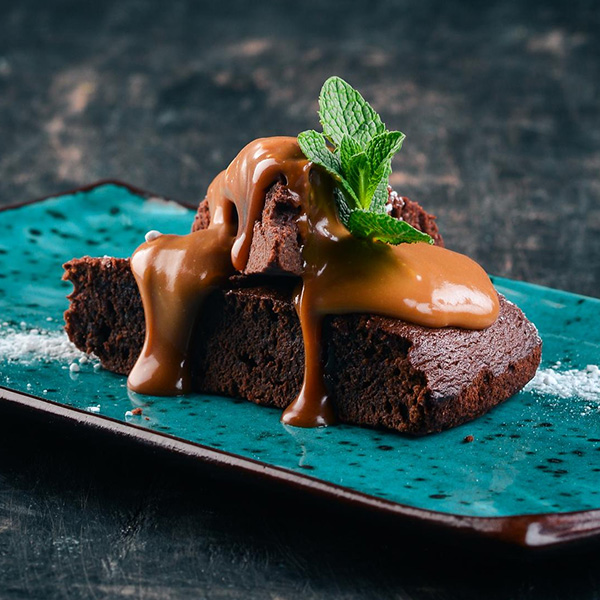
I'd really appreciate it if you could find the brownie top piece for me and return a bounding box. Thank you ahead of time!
[192,182,443,276]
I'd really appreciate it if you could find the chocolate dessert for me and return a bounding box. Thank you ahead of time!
[64,256,540,434]
[62,77,541,434]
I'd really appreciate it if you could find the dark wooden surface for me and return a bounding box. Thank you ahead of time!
[1,408,600,600]
[0,0,599,597]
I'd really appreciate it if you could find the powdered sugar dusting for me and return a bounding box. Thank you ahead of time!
[525,364,600,402]
[0,323,88,364]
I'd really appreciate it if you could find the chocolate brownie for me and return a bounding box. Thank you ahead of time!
[63,257,541,435]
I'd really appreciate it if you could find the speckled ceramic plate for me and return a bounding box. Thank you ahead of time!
[1,182,599,550]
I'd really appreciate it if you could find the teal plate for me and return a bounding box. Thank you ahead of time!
[1,182,599,550]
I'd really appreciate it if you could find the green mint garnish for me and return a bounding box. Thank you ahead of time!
[298,76,433,246]
[348,210,433,245]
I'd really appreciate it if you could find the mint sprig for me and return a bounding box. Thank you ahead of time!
[298,77,433,246]
[348,210,433,245]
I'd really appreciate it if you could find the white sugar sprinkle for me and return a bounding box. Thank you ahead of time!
[69,363,80,373]
[86,405,101,413]
[525,365,600,402]
[0,323,91,364]
[145,229,162,242]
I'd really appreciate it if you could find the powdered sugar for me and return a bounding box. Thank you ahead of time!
[525,364,600,402]
[0,323,88,364]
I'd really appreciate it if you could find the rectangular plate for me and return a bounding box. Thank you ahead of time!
[1,182,599,550]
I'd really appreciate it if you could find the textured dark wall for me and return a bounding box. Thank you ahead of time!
[0,0,598,295]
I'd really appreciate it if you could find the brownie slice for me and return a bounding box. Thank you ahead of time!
[63,257,541,435]
[192,183,444,276]
[63,256,144,372]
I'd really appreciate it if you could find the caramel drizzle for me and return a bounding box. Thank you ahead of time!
[128,136,500,427]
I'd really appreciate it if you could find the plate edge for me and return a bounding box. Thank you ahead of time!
[0,179,197,214]
[1,385,600,551]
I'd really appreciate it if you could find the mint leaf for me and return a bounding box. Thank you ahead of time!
[345,151,371,209]
[345,151,391,211]
[297,130,342,178]
[314,78,405,216]
[347,210,434,245]
[369,175,391,214]
[298,130,359,207]
[340,132,404,211]
[364,161,390,211]
[339,135,363,175]
[362,132,404,211]
[365,131,405,172]
[334,187,352,226]
[318,77,385,147]
[299,77,433,246]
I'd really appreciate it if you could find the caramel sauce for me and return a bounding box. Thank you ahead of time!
[128,136,500,427]
[128,226,235,395]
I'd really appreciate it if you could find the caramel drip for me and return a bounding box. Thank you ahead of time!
[128,227,235,395]
[205,137,311,271]
[128,136,500,428]
[280,169,499,426]
[280,170,339,427]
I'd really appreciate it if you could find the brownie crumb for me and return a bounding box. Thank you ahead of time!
[131,407,143,415]
[463,435,475,444]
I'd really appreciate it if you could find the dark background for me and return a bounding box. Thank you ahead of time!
[0,0,599,295]
[0,0,599,598]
